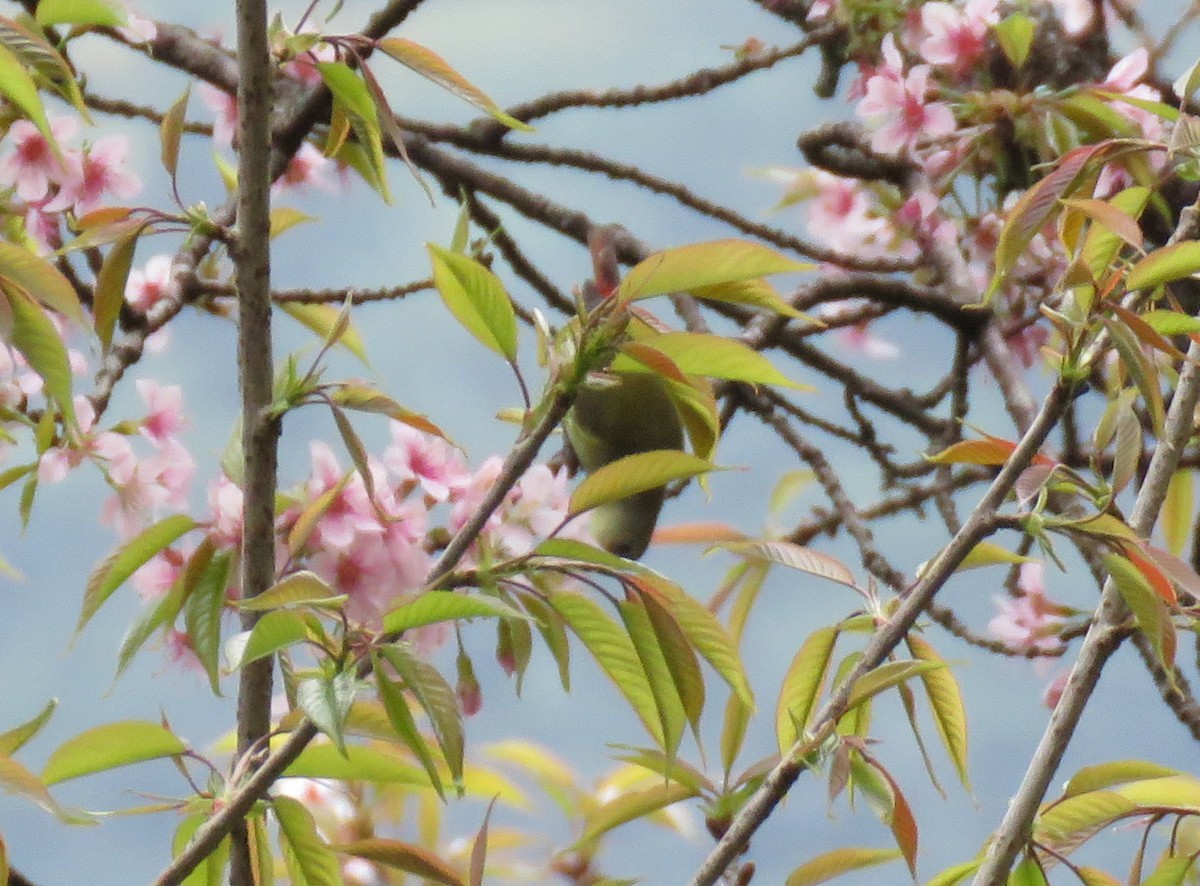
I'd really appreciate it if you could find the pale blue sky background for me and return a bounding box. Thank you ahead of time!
[1,1,1198,884]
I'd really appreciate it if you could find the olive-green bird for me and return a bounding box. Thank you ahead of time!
[565,225,684,559]
[565,370,684,559]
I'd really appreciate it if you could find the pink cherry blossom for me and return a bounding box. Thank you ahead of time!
[273,142,334,194]
[804,171,889,256]
[44,135,142,215]
[0,117,77,203]
[1042,670,1070,709]
[136,378,185,443]
[987,562,1067,655]
[857,35,957,155]
[916,0,999,79]
[199,84,238,148]
[208,474,244,549]
[39,396,135,484]
[126,254,174,313]
[385,422,469,502]
[132,547,186,600]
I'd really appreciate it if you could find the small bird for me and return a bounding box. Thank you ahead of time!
[564,226,684,559]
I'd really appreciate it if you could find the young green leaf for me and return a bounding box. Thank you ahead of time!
[776,625,838,754]
[636,332,809,390]
[1104,553,1176,670]
[297,673,358,756]
[569,450,718,517]
[334,838,465,886]
[226,609,310,670]
[548,590,663,746]
[42,720,186,785]
[376,37,533,132]
[281,302,368,363]
[79,514,196,634]
[159,87,190,184]
[618,597,687,759]
[36,0,126,27]
[373,660,446,800]
[93,227,141,352]
[579,782,698,844]
[382,591,531,635]
[785,846,902,886]
[1127,241,1200,291]
[427,244,518,360]
[283,742,430,786]
[0,699,57,756]
[275,794,343,886]
[617,239,808,301]
[379,645,465,788]
[183,550,232,696]
[906,635,970,792]
[0,241,85,324]
[240,570,339,611]
[844,660,945,712]
[5,283,76,428]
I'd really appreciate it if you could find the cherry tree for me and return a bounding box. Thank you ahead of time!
[2,1,1200,885]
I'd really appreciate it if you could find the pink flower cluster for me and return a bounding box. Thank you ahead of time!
[0,117,142,253]
[987,563,1068,655]
[40,379,194,543]
[169,422,590,635]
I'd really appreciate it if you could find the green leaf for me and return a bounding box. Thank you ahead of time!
[785,846,902,886]
[274,795,343,886]
[184,550,231,696]
[335,838,464,885]
[226,609,310,670]
[776,625,838,754]
[427,243,518,360]
[993,13,1035,69]
[0,40,58,157]
[0,698,56,756]
[618,597,686,758]
[715,540,858,590]
[36,0,125,26]
[281,302,368,363]
[0,15,91,121]
[93,227,141,352]
[579,782,697,844]
[1033,789,1136,853]
[376,37,532,132]
[283,742,429,786]
[329,384,446,438]
[1105,552,1175,670]
[569,450,718,516]
[988,142,1117,301]
[845,660,945,712]
[79,514,196,634]
[172,813,229,886]
[1141,857,1195,886]
[297,673,357,756]
[160,87,190,182]
[629,573,754,709]
[617,239,808,301]
[1127,241,1200,291]
[0,241,85,324]
[957,541,1035,571]
[379,645,465,788]
[239,570,340,611]
[42,720,186,785]
[0,753,88,822]
[1142,310,1200,336]
[548,590,663,745]
[691,278,812,319]
[628,332,809,390]
[4,283,75,428]
[1063,759,1182,797]
[383,591,531,635]
[373,659,446,800]
[906,635,970,792]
